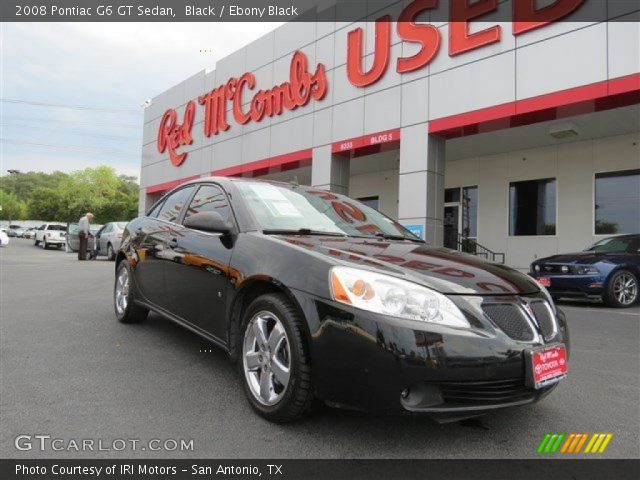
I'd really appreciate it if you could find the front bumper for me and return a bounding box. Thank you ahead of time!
[530,272,604,298]
[291,289,569,419]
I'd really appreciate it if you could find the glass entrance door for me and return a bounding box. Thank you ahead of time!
[444,205,459,249]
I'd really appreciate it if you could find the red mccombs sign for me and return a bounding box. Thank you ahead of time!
[158,0,584,166]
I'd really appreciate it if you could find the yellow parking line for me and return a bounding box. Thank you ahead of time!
[598,434,613,453]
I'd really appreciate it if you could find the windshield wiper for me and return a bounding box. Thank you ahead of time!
[374,232,424,242]
[262,228,346,237]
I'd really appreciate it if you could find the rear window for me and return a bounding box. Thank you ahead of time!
[47,225,67,231]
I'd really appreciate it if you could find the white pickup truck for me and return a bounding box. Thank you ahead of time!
[34,223,67,249]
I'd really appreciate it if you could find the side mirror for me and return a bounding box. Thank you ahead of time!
[184,211,232,234]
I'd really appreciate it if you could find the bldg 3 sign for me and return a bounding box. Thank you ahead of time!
[157,0,585,166]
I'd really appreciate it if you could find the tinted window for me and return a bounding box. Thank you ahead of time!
[184,185,231,223]
[509,179,556,236]
[47,224,67,231]
[157,187,195,223]
[445,188,460,203]
[595,169,640,235]
[357,196,379,211]
[586,236,640,253]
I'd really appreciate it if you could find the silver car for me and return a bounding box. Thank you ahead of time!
[94,222,127,260]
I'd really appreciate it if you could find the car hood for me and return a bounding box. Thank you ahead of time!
[535,251,612,265]
[274,235,541,295]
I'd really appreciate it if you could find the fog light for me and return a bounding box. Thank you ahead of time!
[401,388,410,399]
[561,266,569,273]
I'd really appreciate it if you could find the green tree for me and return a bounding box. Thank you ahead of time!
[0,189,28,221]
[27,187,63,221]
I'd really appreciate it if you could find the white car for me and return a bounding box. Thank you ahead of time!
[0,229,9,246]
[34,223,67,249]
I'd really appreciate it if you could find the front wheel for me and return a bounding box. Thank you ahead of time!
[34,238,40,246]
[240,293,313,423]
[107,243,115,261]
[114,260,148,323]
[43,238,49,250]
[604,270,638,308]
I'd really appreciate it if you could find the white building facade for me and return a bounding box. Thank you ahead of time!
[140,1,640,269]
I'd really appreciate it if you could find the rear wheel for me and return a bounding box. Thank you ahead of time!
[604,270,638,308]
[114,260,148,323]
[43,238,49,250]
[240,293,313,423]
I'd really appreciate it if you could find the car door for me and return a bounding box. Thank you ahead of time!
[163,183,235,340]
[133,186,196,311]
[98,224,112,253]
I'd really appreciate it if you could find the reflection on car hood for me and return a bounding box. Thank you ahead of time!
[274,235,541,295]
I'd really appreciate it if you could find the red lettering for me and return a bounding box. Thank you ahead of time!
[513,0,585,35]
[157,101,195,166]
[449,0,501,56]
[397,0,441,73]
[232,73,256,124]
[347,16,391,87]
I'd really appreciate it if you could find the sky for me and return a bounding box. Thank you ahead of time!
[0,22,282,179]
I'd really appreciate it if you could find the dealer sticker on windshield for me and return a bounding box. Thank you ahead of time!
[526,344,568,389]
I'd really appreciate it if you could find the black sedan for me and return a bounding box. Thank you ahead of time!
[530,234,639,308]
[114,178,569,423]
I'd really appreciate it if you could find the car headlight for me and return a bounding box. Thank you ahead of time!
[329,267,470,328]
[576,265,599,275]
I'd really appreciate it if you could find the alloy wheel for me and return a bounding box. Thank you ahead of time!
[243,311,291,406]
[614,272,637,306]
[115,267,130,314]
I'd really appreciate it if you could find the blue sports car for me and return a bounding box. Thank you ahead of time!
[530,234,639,308]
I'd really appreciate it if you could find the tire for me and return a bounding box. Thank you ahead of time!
[114,260,148,323]
[604,270,638,308]
[107,243,115,261]
[239,293,313,423]
[43,238,49,250]
[34,238,40,246]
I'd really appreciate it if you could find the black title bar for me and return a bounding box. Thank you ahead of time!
[1,0,638,22]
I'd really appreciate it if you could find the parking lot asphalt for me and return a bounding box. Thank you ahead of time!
[1,239,639,459]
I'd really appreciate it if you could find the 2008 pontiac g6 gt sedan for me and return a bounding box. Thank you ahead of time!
[114,177,569,423]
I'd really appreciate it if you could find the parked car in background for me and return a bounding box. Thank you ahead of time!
[114,177,569,423]
[66,223,103,252]
[7,225,25,238]
[34,223,67,249]
[530,234,640,308]
[0,229,9,246]
[22,228,36,239]
[93,222,127,260]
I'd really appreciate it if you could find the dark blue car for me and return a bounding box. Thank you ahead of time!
[530,234,639,308]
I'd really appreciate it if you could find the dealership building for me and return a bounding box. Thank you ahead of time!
[140,2,640,270]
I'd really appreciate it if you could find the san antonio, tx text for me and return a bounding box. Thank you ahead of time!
[16,464,284,476]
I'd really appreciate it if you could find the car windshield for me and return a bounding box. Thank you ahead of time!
[234,180,420,240]
[47,225,67,231]
[585,236,639,253]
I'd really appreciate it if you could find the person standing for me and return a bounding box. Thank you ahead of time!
[78,212,94,260]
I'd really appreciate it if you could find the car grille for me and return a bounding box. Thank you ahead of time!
[483,304,535,341]
[529,301,556,340]
[439,378,536,406]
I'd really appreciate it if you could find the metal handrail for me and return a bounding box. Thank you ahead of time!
[456,234,505,264]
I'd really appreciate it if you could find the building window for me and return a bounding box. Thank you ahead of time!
[462,186,478,238]
[509,178,556,236]
[445,188,460,203]
[357,196,379,211]
[595,169,640,234]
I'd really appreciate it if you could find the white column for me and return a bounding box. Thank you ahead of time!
[398,124,445,245]
[311,145,350,195]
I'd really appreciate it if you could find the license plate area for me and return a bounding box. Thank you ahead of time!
[538,276,551,287]
[525,344,567,389]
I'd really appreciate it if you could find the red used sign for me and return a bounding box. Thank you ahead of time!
[532,345,567,388]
